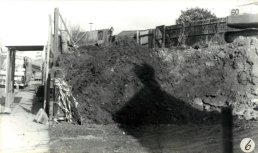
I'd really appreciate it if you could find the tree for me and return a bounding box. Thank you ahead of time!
[176,7,217,25]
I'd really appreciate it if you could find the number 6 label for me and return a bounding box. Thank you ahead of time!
[240,138,255,152]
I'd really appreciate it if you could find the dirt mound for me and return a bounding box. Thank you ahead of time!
[59,38,169,124]
[158,36,258,120]
[59,36,258,125]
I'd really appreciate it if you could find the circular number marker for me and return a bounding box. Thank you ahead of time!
[240,138,255,152]
[231,9,236,15]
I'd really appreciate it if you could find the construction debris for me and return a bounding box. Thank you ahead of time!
[54,78,82,125]
[35,108,49,125]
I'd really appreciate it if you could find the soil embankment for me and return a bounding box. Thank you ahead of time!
[59,36,258,125]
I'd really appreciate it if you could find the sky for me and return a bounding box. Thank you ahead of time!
[0,0,257,47]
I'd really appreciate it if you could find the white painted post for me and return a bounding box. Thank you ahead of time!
[5,50,11,109]
[5,49,15,110]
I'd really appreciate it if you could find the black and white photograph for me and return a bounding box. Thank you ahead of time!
[0,0,258,152]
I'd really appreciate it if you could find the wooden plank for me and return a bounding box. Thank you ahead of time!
[139,33,152,38]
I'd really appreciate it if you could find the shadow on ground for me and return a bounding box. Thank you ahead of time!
[0,96,22,106]
[20,83,44,115]
[112,63,229,153]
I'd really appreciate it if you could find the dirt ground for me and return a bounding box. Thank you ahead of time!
[1,82,257,153]
[49,120,258,153]
[0,81,49,153]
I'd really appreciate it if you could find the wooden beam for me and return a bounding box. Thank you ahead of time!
[59,12,75,46]
[138,33,152,38]
[74,31,87,45]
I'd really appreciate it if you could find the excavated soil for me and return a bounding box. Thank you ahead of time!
[59,36,258,125]
[158,36,258,121]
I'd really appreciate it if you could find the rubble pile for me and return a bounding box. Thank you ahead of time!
[59,36,258,125]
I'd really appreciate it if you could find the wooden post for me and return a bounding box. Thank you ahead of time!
[53,8,60,66]
[136,30,139,44]
[49,75,54,121]
[149,29,154,49]
[154,28,157,50]
[47,7,60,121]
[41,46,46,85]
[222,107,233,153]
[44,15,52,110]
[153,29,156,49]
[53,71,58,118]
[46,73,51,118]
[162,26,165,49]
[11,50,15,104]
